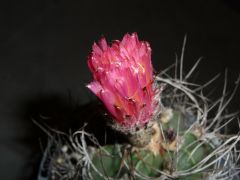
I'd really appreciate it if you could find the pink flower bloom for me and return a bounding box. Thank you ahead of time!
[87,33,159,128]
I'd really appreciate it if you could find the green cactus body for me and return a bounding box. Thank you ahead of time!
[38,102,239,180]
[88,109,214,180]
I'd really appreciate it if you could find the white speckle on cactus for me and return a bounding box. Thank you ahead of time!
[160,108,173,124]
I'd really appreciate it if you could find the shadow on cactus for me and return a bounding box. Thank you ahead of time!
[37,33,240,180]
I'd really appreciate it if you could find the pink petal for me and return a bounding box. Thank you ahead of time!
[86,81,103,97]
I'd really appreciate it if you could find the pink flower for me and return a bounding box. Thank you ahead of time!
[87,33,159,128]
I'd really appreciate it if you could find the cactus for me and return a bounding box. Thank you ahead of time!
[37,34,240,180]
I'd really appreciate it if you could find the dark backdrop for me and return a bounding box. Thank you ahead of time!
[0,0,240,179]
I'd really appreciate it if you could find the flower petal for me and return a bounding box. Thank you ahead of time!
[87,33,159,128]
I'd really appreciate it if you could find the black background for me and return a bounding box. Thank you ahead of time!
[0,0,240,179]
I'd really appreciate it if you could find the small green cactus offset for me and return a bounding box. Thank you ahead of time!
[38,34,240,180]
